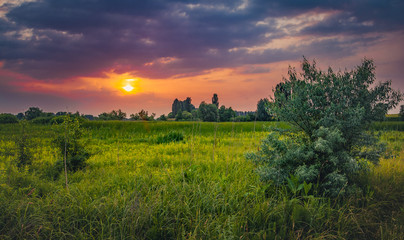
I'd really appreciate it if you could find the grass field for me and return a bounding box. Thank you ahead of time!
[0,121,403,239]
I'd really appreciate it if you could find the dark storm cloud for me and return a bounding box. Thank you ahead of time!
[0,0,403,80]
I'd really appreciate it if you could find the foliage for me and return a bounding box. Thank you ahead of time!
[157,114,168,121]
[31,116,54,125]
[0,122,403,239]
[400,105,404,121]
[0,113,18,124]
[175,110,193,121]
[256,98,272,121]
[24,107,43,120]
[130,109,155,121]
[156,131,184,144]
[218,105,236,122]
[198,101,219,122]
[14,121,33,168]
[172,97,195,116]
[98,109,126,120]
[212,93,219,108]
[16,112,25,120]
[52,115,90,173]
[248,58,402,197]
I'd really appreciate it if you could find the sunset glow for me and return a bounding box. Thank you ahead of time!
[0,0,403,115]
[123,84,134,92]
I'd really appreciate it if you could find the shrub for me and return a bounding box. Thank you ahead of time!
[31,116,53,125]
[0,113,18,124]
[15,121,33,168]
[156,131,184,144]
[247,58,402,197]
[53,115,90,173]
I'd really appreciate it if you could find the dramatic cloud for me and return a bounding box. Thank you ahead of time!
[1,0,403,114]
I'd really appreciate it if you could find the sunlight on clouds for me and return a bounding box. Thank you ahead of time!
[144,57,179,66]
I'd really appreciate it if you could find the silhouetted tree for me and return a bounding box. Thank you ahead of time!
[212,93,219,108]
[16,113,25,120]
[184,97,195,112]
[198,101,219,122]
[219,105,236,122]
[256,98,272,121]
[25,107,43,120]
[172,99,182,116]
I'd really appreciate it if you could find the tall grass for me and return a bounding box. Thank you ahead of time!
[0,121,403,239]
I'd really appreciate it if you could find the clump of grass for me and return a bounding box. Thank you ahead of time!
[156,131,184,144]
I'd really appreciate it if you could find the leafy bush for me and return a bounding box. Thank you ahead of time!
[156,131,184,144]
[247,58,402,197]
[31,116,54,125]
[53,115,90,173]
[0,113,18,124]
[15,121,34,168]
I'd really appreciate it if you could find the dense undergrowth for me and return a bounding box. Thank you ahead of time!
[0,121,403,239]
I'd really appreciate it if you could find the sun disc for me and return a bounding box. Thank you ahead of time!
[123,84,134,92]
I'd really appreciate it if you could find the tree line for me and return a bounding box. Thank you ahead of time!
[0,94,275,123]
[1,87,403,124]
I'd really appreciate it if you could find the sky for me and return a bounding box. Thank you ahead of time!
[1,0,403,116]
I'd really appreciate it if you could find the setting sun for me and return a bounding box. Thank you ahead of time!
[123,83,134,92]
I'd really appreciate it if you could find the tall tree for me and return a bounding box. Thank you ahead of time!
[256,98,271,121]
[198,101,219,122]
[184,97,195,112]
[172,98,182,116]
[212,93,219,108]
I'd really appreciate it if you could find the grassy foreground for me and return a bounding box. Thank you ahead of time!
[0,121,403,239]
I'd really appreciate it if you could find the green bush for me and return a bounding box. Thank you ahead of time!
[52,115,90,173]
[248,58,402,197]
[31,116,53,125]
[156,131,184,144]
[0,113,18,124]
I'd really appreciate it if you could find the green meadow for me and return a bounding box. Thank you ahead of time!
[0,121,403,239]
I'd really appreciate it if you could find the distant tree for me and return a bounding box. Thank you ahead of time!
[184,97,196,112]
[56,112,67,116]
[138,109,148,120]
[247,58,402,197]
[83,115,94,120]
[219,105,236,122]
[133,109,155,121]
[16,113,25,120]
[176,111,192,121]
[0,113,19,124]
[157,114,167,121]
[191,110,199,120]
[98,109,126,120]
[212,93,219,108]
[25,107,43,120]
[400,105,404,121]
[256,98,272,121]
[175,110,183,121]
[130,113,140,120]
[172,97,195,116]
[198,101,219,122]
[98,112,110,120]
[182,111,193,120]
[172,99,182,116]
[167,112,175,118]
